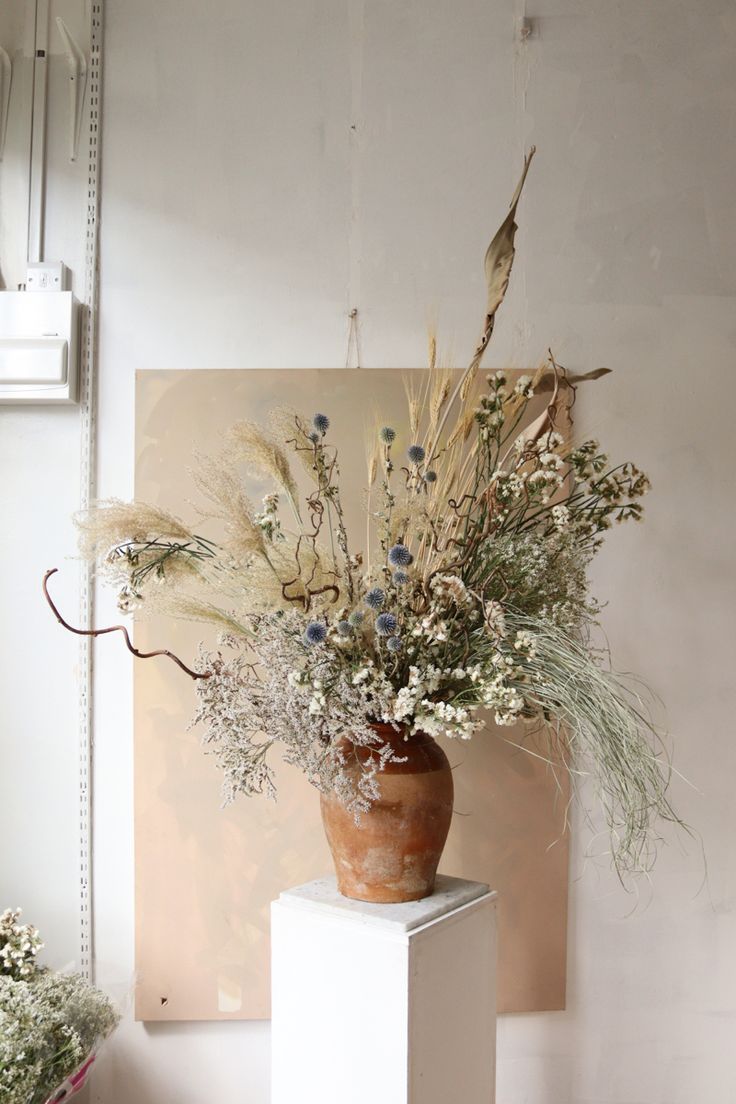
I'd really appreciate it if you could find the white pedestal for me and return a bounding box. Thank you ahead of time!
[271,875,497,1104]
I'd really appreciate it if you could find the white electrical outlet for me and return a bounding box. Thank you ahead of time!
[26,262,70,292]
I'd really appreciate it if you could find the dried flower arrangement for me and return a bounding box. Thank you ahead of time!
[47,149,684,877]
[0,909,119,1104]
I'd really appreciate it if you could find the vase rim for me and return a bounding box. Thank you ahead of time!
[367,720,436,745]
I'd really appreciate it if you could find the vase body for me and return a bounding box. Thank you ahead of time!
[320,723,454,903]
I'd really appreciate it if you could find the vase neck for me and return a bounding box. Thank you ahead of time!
[368,722,432,749]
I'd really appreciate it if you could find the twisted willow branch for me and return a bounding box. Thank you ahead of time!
[43,567,210,681]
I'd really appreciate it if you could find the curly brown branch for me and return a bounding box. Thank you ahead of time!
[42,568,211,681]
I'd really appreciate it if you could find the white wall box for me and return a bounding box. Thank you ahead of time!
[271,876,498,1104]
[0,290,79,403]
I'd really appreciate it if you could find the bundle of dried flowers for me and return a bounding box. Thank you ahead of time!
[0,910,118,1104]
[58,150,684,876]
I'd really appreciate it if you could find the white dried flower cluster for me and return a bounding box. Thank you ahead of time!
[475,377,507,434]
[0,917,118,1104]
[253,493,283,542]
[480,529,597,636]
[0,910,43,981]
[410,610,450,643]
[527,466,564,504]
[430,574,474,608]
[192,616,402,818]
[551,504,570,529]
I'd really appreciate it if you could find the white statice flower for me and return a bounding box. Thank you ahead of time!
[393,685,419,722]
[412,699,482,741]
[479,673,526,726]
[493,470,527,503]
[527,468,564,503]
[491,651,519,677]
[411,612,449,643]
[474,653,531,724]
[0,910,43,982]
[308,677,327,714]
[430,574,474,609]
[513,374,534,398]
[541,430,564,450]
[425,666,445,693]
[551,504,570,529]
[308,692,326,716]
[254,492,280,535]
[405,665,443,696]
[539,450,564,471]
[476,395,502,418]
[513,629,538,659]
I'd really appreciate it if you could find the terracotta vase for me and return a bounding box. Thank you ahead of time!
[320,723,454,904]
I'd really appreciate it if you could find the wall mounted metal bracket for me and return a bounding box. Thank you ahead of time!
[56,16,88,162]
[0,46,11,161]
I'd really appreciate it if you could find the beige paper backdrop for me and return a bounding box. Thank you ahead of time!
[134,368,569,1020]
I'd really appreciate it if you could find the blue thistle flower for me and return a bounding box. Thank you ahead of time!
[313,413,330,434]
[393,570,410,586]
[407,443,426,464]
[375,612,398,637]
[365,587,386,610]
[386,635,403,653]
[347,610,365,627]
[308,431,320,443]
[380,426,396,444]
[424,470,437,483]
[388,543,413,567]
[304,621,327,646]
[336,620,352,637]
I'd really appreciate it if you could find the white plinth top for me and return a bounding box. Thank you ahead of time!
[277,874,493,933]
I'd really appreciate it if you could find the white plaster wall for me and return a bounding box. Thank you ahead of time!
[7,0,735,1101]
[0,406,81,967]
[0,0,96,970]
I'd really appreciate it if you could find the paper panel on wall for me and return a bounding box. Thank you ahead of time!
[134,368,570,1020]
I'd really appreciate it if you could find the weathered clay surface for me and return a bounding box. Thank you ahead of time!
[320,724,454,903]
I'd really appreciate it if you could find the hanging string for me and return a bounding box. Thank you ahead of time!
[345,307,362,369]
